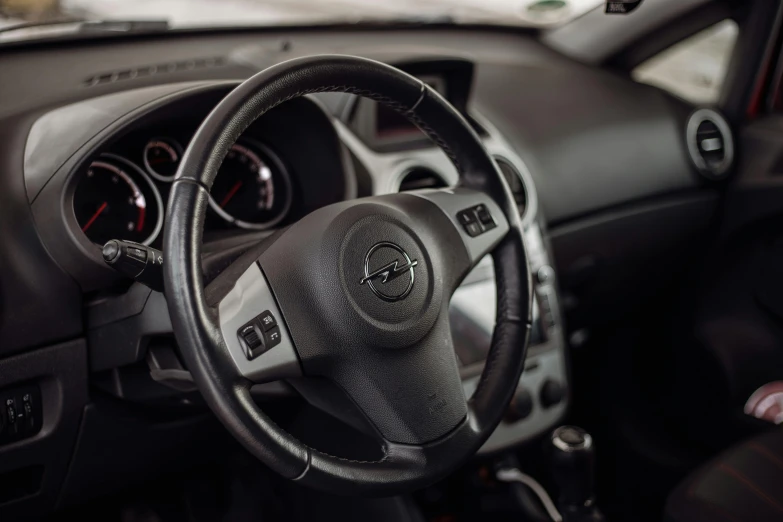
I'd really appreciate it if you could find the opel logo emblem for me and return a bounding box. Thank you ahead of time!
[359,242,418,302]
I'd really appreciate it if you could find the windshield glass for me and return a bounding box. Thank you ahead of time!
[0,0,604,42]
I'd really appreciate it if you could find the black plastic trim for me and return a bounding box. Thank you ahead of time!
[0,340,88,520]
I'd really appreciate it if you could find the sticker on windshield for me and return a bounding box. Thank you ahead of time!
[605,0,643,14]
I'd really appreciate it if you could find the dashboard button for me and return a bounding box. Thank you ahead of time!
[475,204,495,229]
[539,292,552,313]
[505,387,534,423]
[238,323,265,360]
[22,394,34,432]
[540,379,565,409]
[258,310,277,331]
[126,245,147,263]
[465,222,482,237]
[264,326,282,349]
[457,209,477,226]
[0,387,42,443]
[6,399,16,424]
[537,265,555,285]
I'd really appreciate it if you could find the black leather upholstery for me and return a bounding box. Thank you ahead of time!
[666,428,783,522]
[164,55,532,494]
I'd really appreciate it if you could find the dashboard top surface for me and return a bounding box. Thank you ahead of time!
[2,27,698,221]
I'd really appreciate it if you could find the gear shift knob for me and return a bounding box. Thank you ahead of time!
[550,425,595,509]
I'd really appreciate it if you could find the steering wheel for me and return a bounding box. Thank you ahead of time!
[164,55,532,495]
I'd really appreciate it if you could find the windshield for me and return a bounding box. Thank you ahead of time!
[0,0,605,42]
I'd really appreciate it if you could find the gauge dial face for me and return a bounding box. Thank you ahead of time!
[143,137,182,181]
[73,157,163,246]
[209,142,292,230]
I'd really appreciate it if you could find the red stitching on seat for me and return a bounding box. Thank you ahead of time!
[718,463,783,513]
[749,441,783,471]
[685,474,742,522]
[687,470,705,497]
[699,501,742,522]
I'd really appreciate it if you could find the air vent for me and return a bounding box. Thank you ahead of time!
[84,57,226,87]
[398,167,447,191]
[686,108,734,179]
[495,157,528,218]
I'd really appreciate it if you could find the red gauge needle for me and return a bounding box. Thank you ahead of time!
[220,181,243,208]
[82,201,108,232]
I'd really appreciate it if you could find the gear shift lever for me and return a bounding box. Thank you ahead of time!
[550,426,604,522]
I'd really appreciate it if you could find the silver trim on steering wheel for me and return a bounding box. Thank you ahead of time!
[217,263,302,383]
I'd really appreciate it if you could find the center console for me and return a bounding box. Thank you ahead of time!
[454,221,568,453]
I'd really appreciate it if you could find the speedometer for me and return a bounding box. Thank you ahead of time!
[73,154,163,246]
[209,141,292,230]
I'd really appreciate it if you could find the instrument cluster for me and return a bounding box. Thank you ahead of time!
[73,134,292,246]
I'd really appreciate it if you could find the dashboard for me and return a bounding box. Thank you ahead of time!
[27,68,566,456]
[0,25,715,519]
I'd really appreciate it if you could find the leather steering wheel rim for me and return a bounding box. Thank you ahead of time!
[164,55,532,495]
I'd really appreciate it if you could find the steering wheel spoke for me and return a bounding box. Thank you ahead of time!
[407,187,510,290]
[213,261,302,384]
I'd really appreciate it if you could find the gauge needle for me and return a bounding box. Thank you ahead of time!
[220,181,243,208]
[82,201,108,232]
[137,207,145,232]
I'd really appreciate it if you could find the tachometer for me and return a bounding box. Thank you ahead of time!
[143,137,182,182]
[73,154,163,246]
[209,142,292,230]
